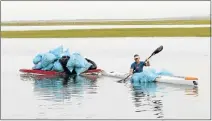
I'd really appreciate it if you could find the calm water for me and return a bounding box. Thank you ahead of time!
[1,37,210,119]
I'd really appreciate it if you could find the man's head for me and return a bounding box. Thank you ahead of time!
[134,54,140,63]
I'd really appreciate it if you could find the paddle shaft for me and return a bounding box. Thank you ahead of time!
[144,54,154,62]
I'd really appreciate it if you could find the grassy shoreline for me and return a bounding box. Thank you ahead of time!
[1,20,210,26]
[1,27,210,38]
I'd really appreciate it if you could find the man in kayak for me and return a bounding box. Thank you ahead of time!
[129,54,150,75]
[59,56,97,75]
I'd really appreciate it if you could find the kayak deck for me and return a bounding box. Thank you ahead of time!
[102,71,198,86]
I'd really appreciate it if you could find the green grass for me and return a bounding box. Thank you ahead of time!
[1,27,210,38]
[1,20,210,26]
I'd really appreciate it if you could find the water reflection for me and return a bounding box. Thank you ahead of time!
[130,82,163,118]
[130,82,198,119]
[20,74,99,103]
[157,83,199,96]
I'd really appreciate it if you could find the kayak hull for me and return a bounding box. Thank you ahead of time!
[102,71,198,86]
[19,69,103,76]
[19,69,198,86]
[155,76,198,86]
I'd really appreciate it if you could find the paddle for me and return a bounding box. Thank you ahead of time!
[117,45,163,83]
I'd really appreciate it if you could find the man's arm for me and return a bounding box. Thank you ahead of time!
[129,63,134,75]
[129,69,134,75]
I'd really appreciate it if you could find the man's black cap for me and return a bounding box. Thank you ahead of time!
[134,54,139,58]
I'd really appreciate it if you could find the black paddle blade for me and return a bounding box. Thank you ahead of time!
[145,45,163,61]
[153,45,163,55]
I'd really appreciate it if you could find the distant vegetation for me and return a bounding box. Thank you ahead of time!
[2,28,210,38]
[1,19,210,26]
[1,19,210,38]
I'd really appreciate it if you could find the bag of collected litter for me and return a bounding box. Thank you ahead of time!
[131,71,157,84]
[41,53,57,68]
[74,63,92,75]
[33,54,43,64]
[156,69,173,76]
[42,63,54,71]
[52,60,64,72]
[60,48,71,57]
[32,62,42,70]
[66,52,92,74]
[67,52,85,68]
[131,68,173,83]
[49,45,63,59]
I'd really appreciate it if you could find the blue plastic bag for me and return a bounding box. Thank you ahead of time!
[33,54,43,64]
[131,72,156,84]
[49,45,63,59]
[60,48,70,57]
[67,52,87,68]
[156,69,173,76]
[52,60,64,72]
[74,63,92,75]
[131,68,173,83]
[66,52,92,74]
[32,62,42,70]
[42,63,54,71]
[41,53,57,68]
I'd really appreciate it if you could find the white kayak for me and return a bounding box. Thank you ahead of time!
[102,71,198,86]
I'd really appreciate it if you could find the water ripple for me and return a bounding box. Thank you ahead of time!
[128,82,198,119]
[20,74,99,103]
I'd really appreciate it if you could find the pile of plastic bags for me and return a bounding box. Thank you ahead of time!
[131,68,173,83]
[32,46,91,75]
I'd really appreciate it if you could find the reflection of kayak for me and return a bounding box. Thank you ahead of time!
[19,68,102,76]
[20,73,99,81]
[102,71,198,86]
[20,74,98,102]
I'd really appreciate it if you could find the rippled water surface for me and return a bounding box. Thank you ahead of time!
[1,37,210,119]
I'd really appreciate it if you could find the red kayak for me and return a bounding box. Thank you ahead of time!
[19,69,102,76]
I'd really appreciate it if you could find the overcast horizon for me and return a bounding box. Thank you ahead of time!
[2,1,210,22]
